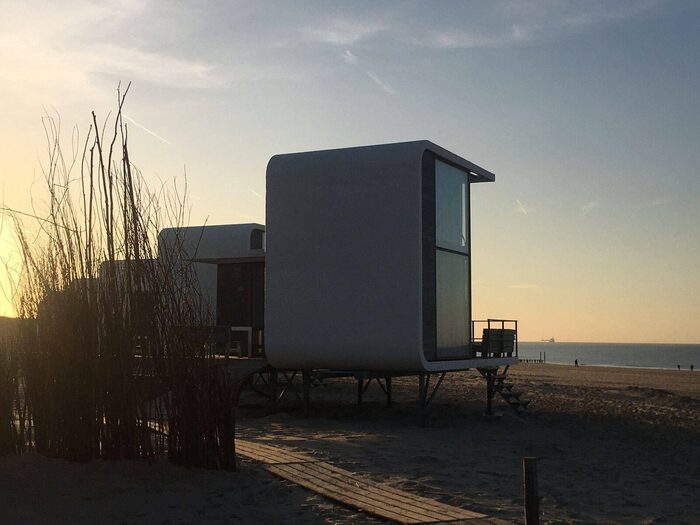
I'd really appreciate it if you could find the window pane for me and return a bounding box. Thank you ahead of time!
[436,250,470,358]
[436,160,468,253]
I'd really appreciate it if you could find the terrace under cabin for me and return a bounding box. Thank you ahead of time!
[157,141,526,415]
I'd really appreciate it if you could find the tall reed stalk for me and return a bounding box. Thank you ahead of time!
[5,84,236,469]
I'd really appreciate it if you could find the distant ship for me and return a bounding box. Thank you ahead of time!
[540,337,555,343]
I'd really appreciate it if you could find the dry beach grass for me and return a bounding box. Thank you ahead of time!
[1,363,699,524]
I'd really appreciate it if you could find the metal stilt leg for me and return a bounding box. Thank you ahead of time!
[270,368,278,412]
[485,370,495,416]
[302,370,311,415]
[386,375,392,407]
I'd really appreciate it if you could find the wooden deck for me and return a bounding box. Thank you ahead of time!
[236,439,510,524]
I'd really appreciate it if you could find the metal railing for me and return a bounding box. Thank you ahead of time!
[471,318,519,358]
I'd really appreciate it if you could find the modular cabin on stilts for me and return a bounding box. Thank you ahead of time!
[159,141,525,416]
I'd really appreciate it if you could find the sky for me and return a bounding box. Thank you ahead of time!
[0,0,699,343]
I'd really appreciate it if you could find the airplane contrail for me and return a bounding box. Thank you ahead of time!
[124,115,171,145]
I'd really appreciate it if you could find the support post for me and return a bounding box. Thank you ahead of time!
[222,405,236,471]
[485,370,495,416]
[523,457,540,525]
[357,378,363,406]
[418,373,429,425]
[386,375,392,407]
[302,370,311,415]
[418,373,426,405]
[270,368,278,411]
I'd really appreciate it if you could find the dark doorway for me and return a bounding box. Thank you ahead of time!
[216,262,265,329]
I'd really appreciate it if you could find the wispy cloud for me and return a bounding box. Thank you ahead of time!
[581,200,601,215]
[420,0,664,49]
[415,25,534,49]
[297,1,663,51]
[124,115,171,145]
[91,44,224,89]
[0,0,225,116]
[301,19,386,45]
[249,188,263,199]
[365,71,395,95]
[515,199,533,216]
[651,196,671,207]
[342,49,358,64]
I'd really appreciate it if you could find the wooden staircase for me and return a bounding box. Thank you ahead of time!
[478,365,531,415]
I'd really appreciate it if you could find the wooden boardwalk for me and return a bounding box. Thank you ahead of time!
[236,439,509,524]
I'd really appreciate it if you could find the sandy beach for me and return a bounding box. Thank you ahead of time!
[1,363,698,524]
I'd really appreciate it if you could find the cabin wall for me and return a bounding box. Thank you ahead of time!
[265,143,426,371]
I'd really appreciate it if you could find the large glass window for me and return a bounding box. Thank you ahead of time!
[435,160,470,358]
[436,162,468,254]
[436,250,469,356]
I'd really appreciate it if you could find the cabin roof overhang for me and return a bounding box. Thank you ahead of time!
[267,140,495,184]
[418,140,495,183]
[158,223,265,264]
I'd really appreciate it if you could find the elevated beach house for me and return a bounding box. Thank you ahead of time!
[159,141,522,412]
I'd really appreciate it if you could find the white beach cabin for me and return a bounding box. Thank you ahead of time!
[158,223,266,356]
[265,140,517,373]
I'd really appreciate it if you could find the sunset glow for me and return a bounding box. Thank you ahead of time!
[1,1,698,343]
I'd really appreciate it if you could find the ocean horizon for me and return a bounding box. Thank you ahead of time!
[518,341,700,370]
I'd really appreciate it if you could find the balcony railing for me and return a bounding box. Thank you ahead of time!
[471,319,518,359]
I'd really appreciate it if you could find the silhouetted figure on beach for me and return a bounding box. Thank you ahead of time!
[574,359,578,367]
[692,364,695,372]
[678,364,681,371]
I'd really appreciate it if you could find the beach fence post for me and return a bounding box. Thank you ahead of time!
[523,457,540,525]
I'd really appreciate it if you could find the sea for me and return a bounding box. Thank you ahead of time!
[518,341,700,371]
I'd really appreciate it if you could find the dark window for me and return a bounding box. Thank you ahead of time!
[216,262,265,328]
[250,229,265,250]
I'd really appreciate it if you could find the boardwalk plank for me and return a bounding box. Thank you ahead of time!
[236,440,315,463]
[237,439,507,524]
[316,462,484,520]
[299,462,464,521]
[268,463,427,524]
[281,462,447,522]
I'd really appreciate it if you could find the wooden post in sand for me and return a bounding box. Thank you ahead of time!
[523,457,539,525]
